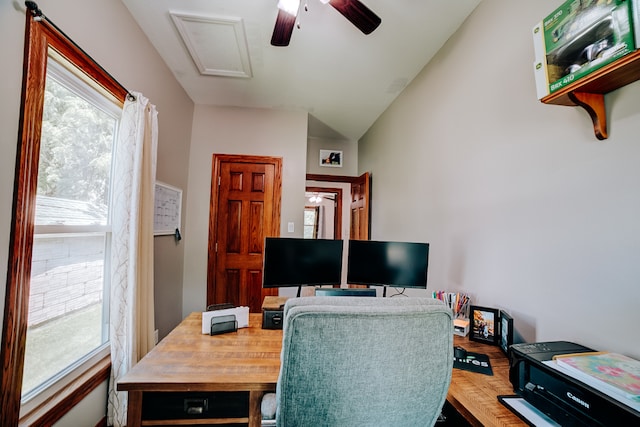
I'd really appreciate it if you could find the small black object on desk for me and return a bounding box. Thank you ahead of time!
[454,346,467,359]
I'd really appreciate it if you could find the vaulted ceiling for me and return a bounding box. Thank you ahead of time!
[122,0,481,140]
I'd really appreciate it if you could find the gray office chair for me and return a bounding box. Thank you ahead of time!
[261,296,454,426]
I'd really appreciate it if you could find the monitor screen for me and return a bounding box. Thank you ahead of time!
[262,237,343,288]
[346,240,429,289]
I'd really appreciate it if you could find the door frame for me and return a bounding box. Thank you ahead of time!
[304,186,343,239]
[306,173,370,241]
[207,154,282,307]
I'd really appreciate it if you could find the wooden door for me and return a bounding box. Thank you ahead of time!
[350,172,370,240]
[207,155,281,312]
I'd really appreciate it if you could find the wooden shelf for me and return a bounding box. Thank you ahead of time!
[541,49,640,140]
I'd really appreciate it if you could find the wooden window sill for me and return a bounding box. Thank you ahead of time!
[19,355,111,426]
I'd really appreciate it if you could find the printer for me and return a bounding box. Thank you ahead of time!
[509,341,640,426]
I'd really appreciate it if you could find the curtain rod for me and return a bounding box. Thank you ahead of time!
[25,1,136,102]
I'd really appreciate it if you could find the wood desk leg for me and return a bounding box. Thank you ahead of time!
[249,390,262,427]
[126,391,143,427]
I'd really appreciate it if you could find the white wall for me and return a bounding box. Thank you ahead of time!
[181,105,308,316]
[359,0,640,358]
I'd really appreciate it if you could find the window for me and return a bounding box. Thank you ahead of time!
[303,206,319,239]
[1,8,128,425]
[21,58,120,398]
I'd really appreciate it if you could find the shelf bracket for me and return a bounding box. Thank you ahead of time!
[568,92,607,140]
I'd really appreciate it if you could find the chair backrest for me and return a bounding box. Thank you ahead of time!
[276,296,453,427]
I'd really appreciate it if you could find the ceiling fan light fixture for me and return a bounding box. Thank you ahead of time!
[277,0,301,16]
[271,0,380,46]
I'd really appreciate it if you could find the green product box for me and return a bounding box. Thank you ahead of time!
[532,0,638,99]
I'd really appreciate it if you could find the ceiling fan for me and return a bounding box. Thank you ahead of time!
[271,0,381,47]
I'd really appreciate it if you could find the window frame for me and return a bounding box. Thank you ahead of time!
[22,59,122,402]
[0,9,128,425]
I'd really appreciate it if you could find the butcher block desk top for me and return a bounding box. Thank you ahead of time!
[118,312,524,426]
[450,335,525,426]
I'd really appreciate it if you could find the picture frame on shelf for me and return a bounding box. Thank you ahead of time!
[500,311,514,355]
[469,305,500,346]
[319,149,343,167]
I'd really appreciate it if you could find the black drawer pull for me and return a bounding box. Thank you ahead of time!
[184,397,208,415]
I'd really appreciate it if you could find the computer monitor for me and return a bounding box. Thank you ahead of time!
[314,288,377,297]
[262,237,343,289]
[346,240,429,291]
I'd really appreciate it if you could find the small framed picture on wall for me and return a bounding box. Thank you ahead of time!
[469,305,500,345]
[319,149,343,167]
[500,311,514,355]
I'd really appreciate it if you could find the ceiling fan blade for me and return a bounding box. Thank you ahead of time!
[329,0,381,35]
[271,9,297,46]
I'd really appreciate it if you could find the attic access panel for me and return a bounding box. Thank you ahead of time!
[170,12,253,78]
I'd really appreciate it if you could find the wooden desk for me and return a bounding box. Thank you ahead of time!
[119,312,525,427]
[117,313,282,427]
[450,336,525,426]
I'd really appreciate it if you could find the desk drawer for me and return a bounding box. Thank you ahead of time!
[141,391,249,420]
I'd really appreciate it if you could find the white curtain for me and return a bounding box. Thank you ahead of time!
[107,92,158,427]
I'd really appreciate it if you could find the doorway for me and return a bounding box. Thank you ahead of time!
[306,172,370,241]
[305,172,371,288]
[304,187,342,239]
[207,154,282,312]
